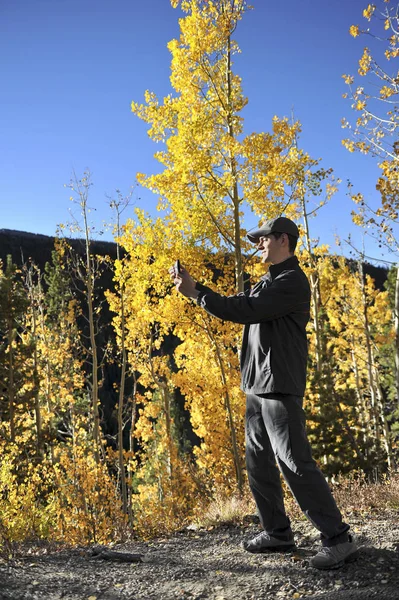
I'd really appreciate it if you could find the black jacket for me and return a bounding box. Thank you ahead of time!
[195,256,310,396]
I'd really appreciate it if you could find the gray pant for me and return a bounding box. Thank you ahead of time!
[245,393,349,547]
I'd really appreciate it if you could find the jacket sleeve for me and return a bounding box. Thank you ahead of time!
[195,271,308,324]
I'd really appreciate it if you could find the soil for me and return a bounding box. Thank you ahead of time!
[1,512,399,600]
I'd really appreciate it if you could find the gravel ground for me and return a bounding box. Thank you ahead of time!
[1,513,398,600]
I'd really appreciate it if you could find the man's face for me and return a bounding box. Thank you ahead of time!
[257,234,280,264]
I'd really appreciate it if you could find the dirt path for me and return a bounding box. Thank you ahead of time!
[1,513,398,600]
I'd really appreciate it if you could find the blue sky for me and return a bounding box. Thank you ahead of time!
[0,0,393,264]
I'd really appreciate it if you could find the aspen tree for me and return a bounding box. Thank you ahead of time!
[302,253,359,474]
[23,262,44,459]
[107,192,134,523]
[125,0,331,497]
[43,243,86,454]
[286,122,359,473]
[342,1,399,406]
[64,171,108,463]
[381,266,399,435]
[107,210,192,533]
[0,257,31,443]
[357,259,394,470]
[323,255,393,472]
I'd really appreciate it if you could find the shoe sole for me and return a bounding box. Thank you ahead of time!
[311,548,360,570]
[244,544,296,554]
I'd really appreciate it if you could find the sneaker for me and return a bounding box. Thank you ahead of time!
[310,536,359,570]
[242,531,296,553]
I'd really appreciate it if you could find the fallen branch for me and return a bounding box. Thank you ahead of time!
[90,546,144,563]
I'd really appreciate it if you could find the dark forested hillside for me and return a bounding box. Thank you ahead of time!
[0,229,118,272]
[0,228,389,289]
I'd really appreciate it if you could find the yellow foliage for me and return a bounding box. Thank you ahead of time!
[343,1,399,199]
[50,444,127,545]
[355,99,366,111]
[132,458,197,538]
[342,138,355,152]
[0,444,55,548]
[0,432,127,551]
[350,25,360,38]
[351,211,366,227]
[358,48,372,75]
[343,74,355,85]
[351,193,364,204]
[385,47,399,59]
[363,4,376,20]
[380,85,395,98]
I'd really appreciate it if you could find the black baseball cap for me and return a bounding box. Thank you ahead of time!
[247,216,299,243]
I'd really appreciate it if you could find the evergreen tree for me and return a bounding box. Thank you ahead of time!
[0,256,32,443]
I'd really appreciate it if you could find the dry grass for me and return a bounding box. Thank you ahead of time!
[193,489,257,529]
[331,471,399,515]
[193,472,399,530]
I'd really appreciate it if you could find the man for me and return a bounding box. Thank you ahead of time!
[170,216,358,570]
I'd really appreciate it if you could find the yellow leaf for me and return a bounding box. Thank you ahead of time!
[358,48,372,75]
[342,74,354,85]
[349,25,360,38]
[363,4,376,21]
[380,85,395,99]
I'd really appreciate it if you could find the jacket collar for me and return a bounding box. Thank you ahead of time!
[266,255,299,281]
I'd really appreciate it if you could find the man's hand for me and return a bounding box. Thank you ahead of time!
[169,263,199,300]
